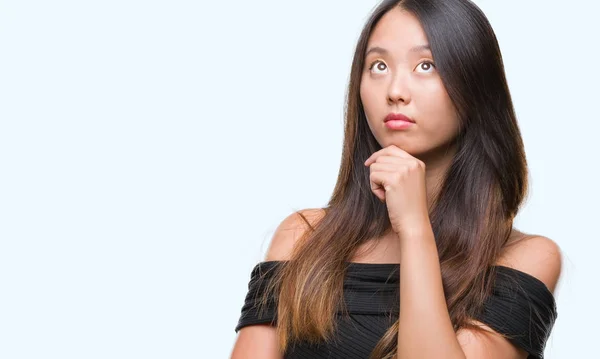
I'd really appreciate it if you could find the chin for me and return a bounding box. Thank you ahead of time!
[378,138,418,154]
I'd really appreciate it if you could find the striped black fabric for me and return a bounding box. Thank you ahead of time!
[473,266,558,358]
[235,261,557,358]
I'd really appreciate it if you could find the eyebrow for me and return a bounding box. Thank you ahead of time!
[364,44,431,57]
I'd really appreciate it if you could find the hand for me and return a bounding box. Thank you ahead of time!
[364,145,429,236]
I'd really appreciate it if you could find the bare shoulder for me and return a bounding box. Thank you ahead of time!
[457,231,562,358]
[264,208,327,261]
[231,208,326,358]
[496,230,563,293]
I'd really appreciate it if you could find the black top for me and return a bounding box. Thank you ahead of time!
[235,261,557,359]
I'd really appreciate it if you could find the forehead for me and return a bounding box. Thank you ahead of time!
[366,7,429,55]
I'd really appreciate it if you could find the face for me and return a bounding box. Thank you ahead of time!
[360,7,460,159]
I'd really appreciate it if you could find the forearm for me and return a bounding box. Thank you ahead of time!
[396,222,466,359]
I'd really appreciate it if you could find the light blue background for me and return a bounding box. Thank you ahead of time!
[0,1,598,358]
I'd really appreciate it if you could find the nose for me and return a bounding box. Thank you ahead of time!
[387,72,411,105]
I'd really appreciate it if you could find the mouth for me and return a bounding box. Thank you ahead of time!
[384,113,415,123]
[383,113,415,130]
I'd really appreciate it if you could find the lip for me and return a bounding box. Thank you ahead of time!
[384,113,415,130]
[384,113,415,123]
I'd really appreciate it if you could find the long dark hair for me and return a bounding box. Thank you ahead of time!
[260,0,529,357]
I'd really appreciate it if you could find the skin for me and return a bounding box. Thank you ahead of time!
[231,6,563,359]
[360,6,459,211]
[361,7,561,359]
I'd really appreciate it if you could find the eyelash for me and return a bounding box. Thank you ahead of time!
[367,59,436,71]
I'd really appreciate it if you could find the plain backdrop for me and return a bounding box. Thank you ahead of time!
[1,0,598,358]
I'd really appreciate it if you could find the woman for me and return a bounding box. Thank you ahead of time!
[231,0,562,358]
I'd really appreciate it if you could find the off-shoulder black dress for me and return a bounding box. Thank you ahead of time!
[235,261,557,359]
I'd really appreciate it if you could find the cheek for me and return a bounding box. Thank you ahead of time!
[418,86,459,132]
[359,79,371,108]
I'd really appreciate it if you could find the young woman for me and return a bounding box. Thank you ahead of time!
[231,0,562,358]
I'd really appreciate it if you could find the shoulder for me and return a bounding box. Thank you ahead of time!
[495,230,563,293]
[458,231,562,358]
[264,208,326,261]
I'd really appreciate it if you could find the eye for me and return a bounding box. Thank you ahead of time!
[368,60,388,74]
[415,61,436,73]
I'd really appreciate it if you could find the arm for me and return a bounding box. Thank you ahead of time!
[230,209,325,359]
[231,324,281,359]
[396,221,467,359]
[364,145,562,359]
[397,222,562,359]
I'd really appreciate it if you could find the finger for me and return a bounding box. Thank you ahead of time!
[364,145,411,166]
[364,148,385,166]
[369,162,398,173]
[370,184,386,202]
[369,170,392,199]
[384,145,412,159]
[364,146,396,166]
[370,155,406,165]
